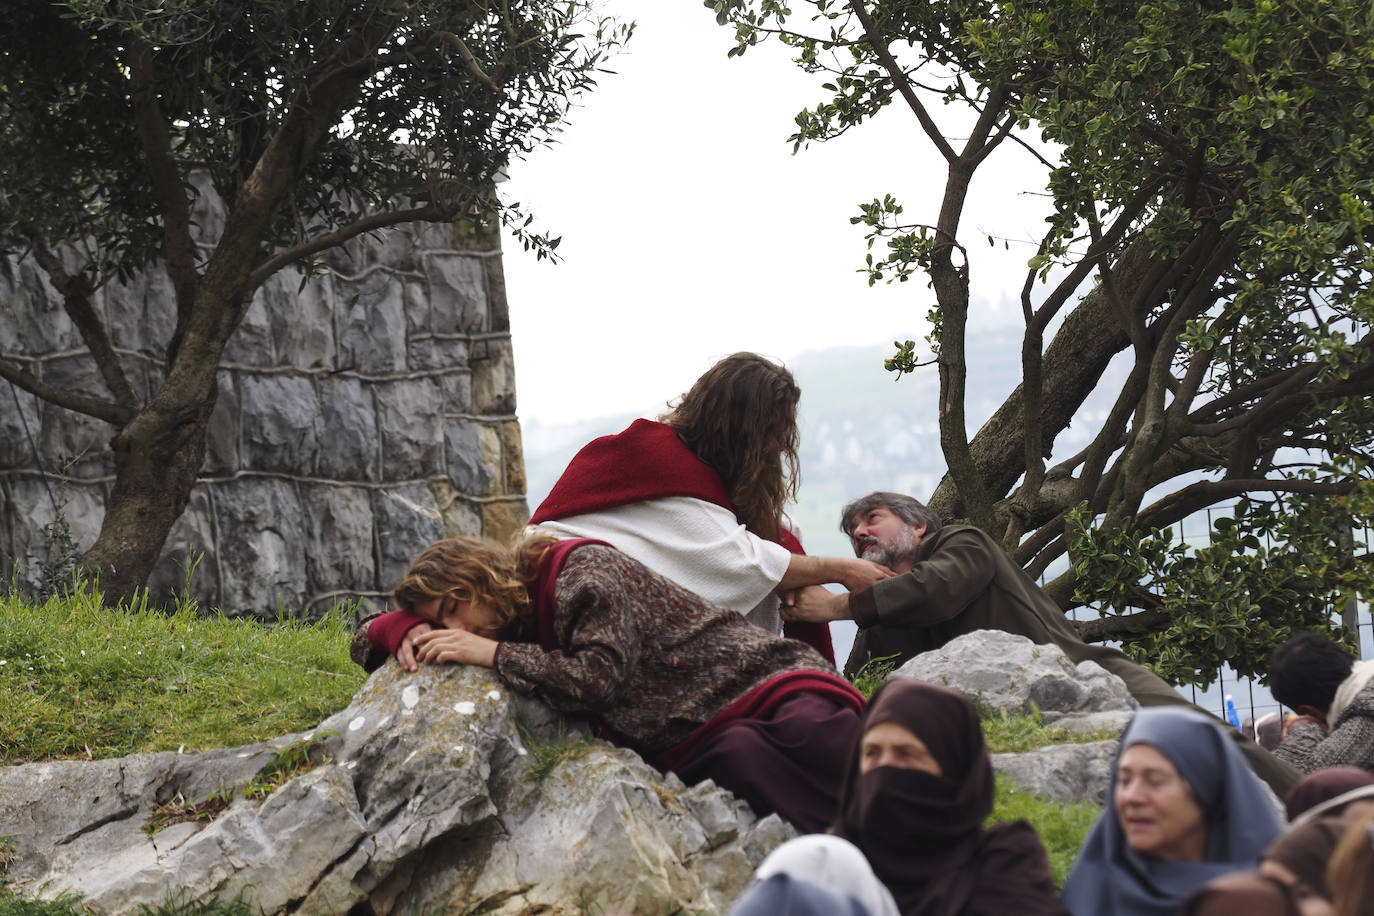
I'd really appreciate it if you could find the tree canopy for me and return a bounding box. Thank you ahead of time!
[711,0,1374,682]
[0,0,627,603]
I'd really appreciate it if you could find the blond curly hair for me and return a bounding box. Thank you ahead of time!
[391,534,556,638]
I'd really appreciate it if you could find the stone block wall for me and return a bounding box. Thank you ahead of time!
[0,199,528,617]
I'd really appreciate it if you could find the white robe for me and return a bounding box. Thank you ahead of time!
[530,495,792,633]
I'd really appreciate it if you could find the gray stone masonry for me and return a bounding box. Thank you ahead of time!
[0,188,528,617]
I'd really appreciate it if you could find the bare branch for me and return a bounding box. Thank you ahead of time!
[246,204,455,289]
[1030,171,1169,341]
[128,41,200,358]
[0,356,134,427]
[846,0,957,162]
[436,30,501,91]
[960,84,1013,163]
[967,110,1019,170]
[1076,609,1171,642]
[1189,339,1374,436]
[1005,226,1058,547]
[1018,519,1068,578]
[1137,478,1361,532]
[1002,128,1056,171]
[1102,221,1242,532]
[29,239,139,410]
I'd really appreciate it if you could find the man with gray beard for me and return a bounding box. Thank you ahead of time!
[782,491,1300,794]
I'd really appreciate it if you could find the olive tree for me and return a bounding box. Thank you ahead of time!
[711,0,1374,681]
[0,1,627,604]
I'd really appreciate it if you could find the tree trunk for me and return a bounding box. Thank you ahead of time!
[79,382,217,605]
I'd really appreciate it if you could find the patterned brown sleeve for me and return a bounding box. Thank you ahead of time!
[493,578,641,714]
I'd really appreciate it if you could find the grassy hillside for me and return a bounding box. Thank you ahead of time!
[0,588,365,763]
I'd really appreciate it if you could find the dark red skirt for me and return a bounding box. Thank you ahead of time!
[672,690,861,833]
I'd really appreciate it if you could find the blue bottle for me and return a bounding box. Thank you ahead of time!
[1224,695,1241,731]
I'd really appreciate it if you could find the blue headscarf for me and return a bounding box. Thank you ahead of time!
[1061,706,1283,916]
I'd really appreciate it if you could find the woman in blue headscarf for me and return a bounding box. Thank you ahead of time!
[1062,706,1283,915]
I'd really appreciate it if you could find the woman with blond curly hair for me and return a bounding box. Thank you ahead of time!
[353,534,866,833]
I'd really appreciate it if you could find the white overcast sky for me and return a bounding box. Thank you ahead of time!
[499,0,1050,426]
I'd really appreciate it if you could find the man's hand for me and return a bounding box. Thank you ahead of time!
[396,622,434,672]
[838,558,895,593]
[781,586,852,624]
[412,628,499,668]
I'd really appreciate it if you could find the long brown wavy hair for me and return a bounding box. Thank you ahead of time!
[391,534,557,639]
[660,352,800,542]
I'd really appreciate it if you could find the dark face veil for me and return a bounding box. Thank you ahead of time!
[833,679,994,915]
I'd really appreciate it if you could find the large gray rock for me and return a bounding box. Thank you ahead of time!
[102,267,169,355]
[373,482,446,588]
[0,378,39,470]
[300,483,377,596]
[0,665,792,915]
[5,478,105,582]
[425,253,489,334]
[374,378,444,480]
[37,355,113,477]
[264,270,336,370]
[202,376,242,476]
[145,488,220,609]
[991,741,1119,806]
[892,630,1138,725]
[889,630,1140,806]
[221,288,276,367]
[445,419,496,495]
[3,255,79,352]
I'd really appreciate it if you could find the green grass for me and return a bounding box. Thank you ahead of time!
[1,587,365,912]
[516,717,595,782]
[980,709,1105,886]
[0,897,88,916]
[991,774,1099,888]
[982,707,1118,753]
[848,653,901,700]
[0,587,366,764]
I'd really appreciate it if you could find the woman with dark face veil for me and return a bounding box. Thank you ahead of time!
[831,679,1067,916]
